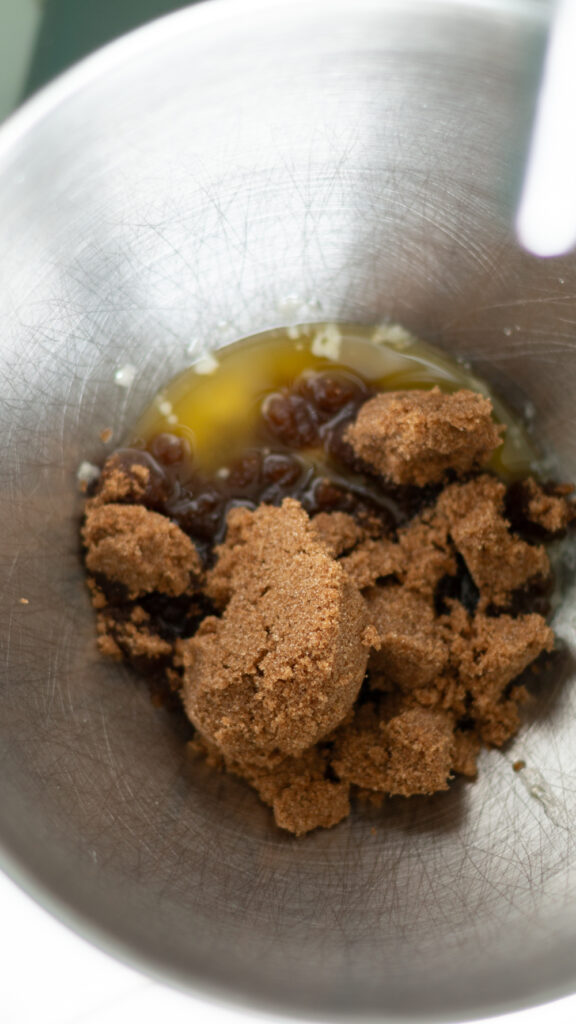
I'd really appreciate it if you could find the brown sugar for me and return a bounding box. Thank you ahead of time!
[383,707,455,796]
[449,500,549,608]
[455,613,554,708]
[332,704,455,796]
[83,503,202,600]
[311,511,365,556]
[82,372,569,836]
[366,585,449,689]
[435,473,507,519]
[96,608,172,663]
[180,499,374,765]
[89,457,150,505]
[340,537,405,590]
[330,703,391,791]
[190,739,352,836]
[339,511,457,597]
[452,730,481,778]
[421,475,552,608]
[397,516,457,597]
[272,779,350,836]
[345,386,503,486]
[439,609,554,746]
[88,450,173,509]
[242,744,351,836]
[513,477,573,534]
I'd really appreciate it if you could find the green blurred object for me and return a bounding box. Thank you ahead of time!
[23,0,201,101]
[0,0,41,120]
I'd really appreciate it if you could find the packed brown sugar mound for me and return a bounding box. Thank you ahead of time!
[82,385,573,837]
[345,386,503,486]
[83,503,203,600]
[179,499,375,765]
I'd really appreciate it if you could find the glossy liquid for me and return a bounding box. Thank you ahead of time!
[133,322,537,483]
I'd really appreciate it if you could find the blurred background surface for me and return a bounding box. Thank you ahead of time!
[0,0,201,122]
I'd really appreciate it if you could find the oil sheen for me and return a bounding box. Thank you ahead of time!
[133,322,537,484]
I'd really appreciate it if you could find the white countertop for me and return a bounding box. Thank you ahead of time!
[2,865,576,1024]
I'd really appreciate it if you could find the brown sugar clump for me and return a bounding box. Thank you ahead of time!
[311,511,365,556]
[83,504,202,599]
[473,696,527,748]
[337,501,459,597]
[456,612,554,704]
[88,450,174,513]
[273,780,350,836]
[397,515,457,597]
[89,454,151,505]
[449,500,549,608]
[366,585,449,689]
[181,499,374,765]
[96,609,172,663]
[428,475,550,608]
[340,538,405,590]
[345,387,503,486]
[514,477,574,535]
[86,576,107,610]
[453,510,548,607]
[452,730,481,778]
[90,462,147,505]
[248,750,351,837]
[436,473,506,518]
[448,611,553,746]
[233,744,331,805]
[332,703,455,796]
[330,704,390,791]
[383,707,455,796]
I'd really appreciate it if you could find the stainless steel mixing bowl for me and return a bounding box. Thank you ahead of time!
[1,0,575,1019]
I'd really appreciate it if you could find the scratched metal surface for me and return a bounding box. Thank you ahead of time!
[0,0,575,1020]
